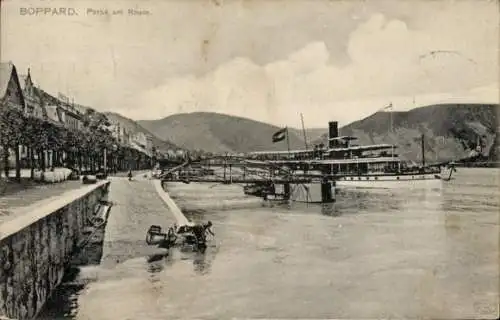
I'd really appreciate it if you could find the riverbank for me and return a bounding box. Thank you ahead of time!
[0,180,110,320]
[455,162,500,168]
[36,177,179,319]
[31,169,499,319]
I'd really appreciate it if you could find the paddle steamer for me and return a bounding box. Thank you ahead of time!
[247,121,455,190]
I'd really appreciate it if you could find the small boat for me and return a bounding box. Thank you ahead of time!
[145,224,209,250]
[243,182,274,197]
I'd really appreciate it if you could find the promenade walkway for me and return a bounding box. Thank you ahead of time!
[0,180,84,224]
[98,177,177,266]
[0,171,152,225]
[38,177,184,319]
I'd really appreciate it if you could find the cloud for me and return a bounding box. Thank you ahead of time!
[131,12,498,127]
[4,0,495,126]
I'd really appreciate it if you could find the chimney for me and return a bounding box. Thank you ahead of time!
[328,121,338,148]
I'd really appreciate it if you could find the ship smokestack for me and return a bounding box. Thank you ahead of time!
[328,121,338,148]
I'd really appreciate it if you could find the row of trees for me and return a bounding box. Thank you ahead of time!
[0,103,154,182]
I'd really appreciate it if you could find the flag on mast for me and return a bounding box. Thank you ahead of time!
[272,127,287,143]
[377,102,393,112]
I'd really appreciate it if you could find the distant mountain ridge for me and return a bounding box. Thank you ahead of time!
[138,112,309,153]
[288,127,327,145]
[108,104,498,164]
[315,103,499,163]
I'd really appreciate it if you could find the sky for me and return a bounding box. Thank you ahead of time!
[1,0,499,127]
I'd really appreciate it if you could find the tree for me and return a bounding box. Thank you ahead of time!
[0,105,25,181]
[80,109,114,173]
[22,115,47,177]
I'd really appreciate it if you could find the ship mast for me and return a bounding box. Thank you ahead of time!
[389,102,394,159]
[300,113,308,150]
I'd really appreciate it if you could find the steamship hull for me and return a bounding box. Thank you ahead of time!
[246,120,456,194]
[335,173,443,189]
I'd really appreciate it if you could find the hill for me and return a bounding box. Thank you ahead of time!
[103,112,178,152]
[314,103,499,163]
[288,127,328,145]
[138,112,307,153]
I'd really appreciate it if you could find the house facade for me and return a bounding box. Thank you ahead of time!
[109,121,132,146]
[18,69,48,163]
[19,69,46,120]
[146,134,154,155]
[130,131,147,149]
[60,103,83,130]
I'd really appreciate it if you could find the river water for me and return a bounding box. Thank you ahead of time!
[38,168,499,319]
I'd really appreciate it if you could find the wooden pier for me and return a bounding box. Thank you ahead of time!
[158,156,336,203]
[158,155,334,184]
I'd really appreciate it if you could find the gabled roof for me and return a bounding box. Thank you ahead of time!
[18,67,34,91]
[37,88,59,105]
[0,61,26,107]
[0,62,14,98]
[45,105,63,124]
[72,103,89,115]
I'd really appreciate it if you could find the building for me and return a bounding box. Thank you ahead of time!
[0,61,25,112]
[108,123,120,142]
[129,131,147,148]
[17,69,47,163]
[35,89,85,131]
[19,69,46,119]
[128,131,149,156]
[31,89,73,169]
[60,103,83,131]
[108,121,131,147]
[146,134,154,155]
[44,105,62,124]
[56,93,83,131]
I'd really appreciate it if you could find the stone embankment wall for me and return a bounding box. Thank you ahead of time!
[0,180,110,320]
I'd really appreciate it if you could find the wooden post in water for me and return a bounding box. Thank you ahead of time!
[223,155,227,182]
[284,182,291,200]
